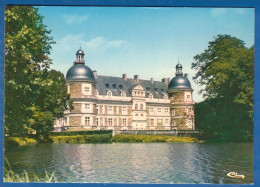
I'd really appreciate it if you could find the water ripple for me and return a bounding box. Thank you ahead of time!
[5,142,253,184]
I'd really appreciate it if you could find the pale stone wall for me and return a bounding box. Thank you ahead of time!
[62,82,194,131]
[70,83,82,98]
[69,116,81,126]
[71,103,81,113]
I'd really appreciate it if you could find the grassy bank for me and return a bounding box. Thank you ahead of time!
[5,133,201,147]
[4,137,38,147]
[111,134,200,143]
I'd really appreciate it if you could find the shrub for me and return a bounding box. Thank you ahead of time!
[111,134,198,143]
[50,134,112,143]
[4,137,37,147]
[50,130,112,136]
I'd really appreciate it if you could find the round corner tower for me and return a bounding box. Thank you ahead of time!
[65,48,97,129]
[66,48,96,98]
[167,62,195,130]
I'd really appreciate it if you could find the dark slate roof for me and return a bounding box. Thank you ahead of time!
[96,76,168,99]
[66,64,95,82]
[168,75,192,91]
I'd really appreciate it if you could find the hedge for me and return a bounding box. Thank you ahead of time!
[50,130,112,136]
[111,134,198,143]
[50,134,112,143]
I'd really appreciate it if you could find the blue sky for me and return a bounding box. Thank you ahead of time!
[37,6,254,102]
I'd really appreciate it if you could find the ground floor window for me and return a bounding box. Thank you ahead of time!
[85,117,90,125]
[108,118,113,126]
[123,118,127,126]
[64,117,67,125]
[150,119,154,126]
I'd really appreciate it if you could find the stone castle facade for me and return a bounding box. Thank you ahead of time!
[54,49,195,131]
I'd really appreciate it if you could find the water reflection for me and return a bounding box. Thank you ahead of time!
[4,143,253,184]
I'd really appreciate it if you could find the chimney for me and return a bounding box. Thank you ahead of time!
[151,78,154,84]
[184,73,188,78]
[134,75,139,82]
[162,78,167,83]
[167,78,170,83]
[122,74,127,81]
[93,70,97,78]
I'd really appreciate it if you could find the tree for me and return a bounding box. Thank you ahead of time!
[192,35,254,141]
[28,70,73,140]
[5,6,71,139]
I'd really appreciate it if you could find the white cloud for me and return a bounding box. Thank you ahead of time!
[211,8,227,17]
[53,34,126,54]
[62,14,88,24]
[85,36,126,53]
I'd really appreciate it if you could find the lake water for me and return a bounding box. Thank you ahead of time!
[4,142,253,184]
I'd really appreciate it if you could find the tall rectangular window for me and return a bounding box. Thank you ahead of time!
[158,108,161,113]
[96,118,99,126]
[85,117,90,125]
[123,118,127,126]
[150,119,154,126]
[122,106,126,111]
[108,118,113,126]
[108,106,113,112]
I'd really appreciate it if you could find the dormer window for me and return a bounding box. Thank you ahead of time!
[146,87,150,91]
[161,88,165,92]
[112,84,116,89]
[121,91,126,97]
[119,85,123,89]
[107,90,112,97]
[95,89,99,96]
[154,88,158,91]
[105,84,109,89]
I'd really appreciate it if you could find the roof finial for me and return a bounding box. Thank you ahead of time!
[79,43,81,49]
[178,58,180,64]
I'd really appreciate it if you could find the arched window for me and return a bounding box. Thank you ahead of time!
[135,104,138,110]
[140,104,143,110]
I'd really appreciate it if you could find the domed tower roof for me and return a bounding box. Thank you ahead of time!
[168,62,192,91]
[76,48,85,55]
[66,48,95,82]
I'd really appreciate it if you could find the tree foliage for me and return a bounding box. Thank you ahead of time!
[192,35,254,141]
[5,6,71,139]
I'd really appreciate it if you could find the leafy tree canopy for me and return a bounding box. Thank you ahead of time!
[5,6,71,139]
[192,35,254,142]
[192,34,254,110]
